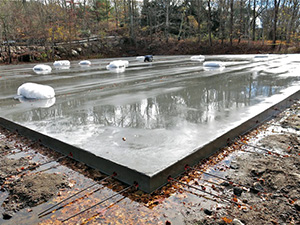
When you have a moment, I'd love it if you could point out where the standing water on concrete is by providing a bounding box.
[0,54,299,177]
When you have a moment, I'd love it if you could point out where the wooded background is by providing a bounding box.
[0,0,299,56]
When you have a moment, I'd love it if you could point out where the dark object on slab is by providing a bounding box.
[144,55,153,62]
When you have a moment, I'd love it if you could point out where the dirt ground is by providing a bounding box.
[184,105,300,225]
[0,137,69,220]
[0,102,300,224]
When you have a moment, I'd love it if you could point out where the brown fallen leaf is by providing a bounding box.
[222,217,233,223]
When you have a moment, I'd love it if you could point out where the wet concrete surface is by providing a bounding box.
[0,55,299,180]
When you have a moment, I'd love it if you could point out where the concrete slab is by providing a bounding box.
[0,54,299,192]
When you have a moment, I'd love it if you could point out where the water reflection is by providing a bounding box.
[54,66,70,70]
[107,67,126,73]
[12,71,295,129]
[203,66,225,72]
[17,97,56,109]
[33,70,52,75]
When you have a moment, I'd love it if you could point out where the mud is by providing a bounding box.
[0,138,68,220]
[184,126,300,224]
[2,173,68,219]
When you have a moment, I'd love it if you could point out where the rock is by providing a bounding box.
[232,218,245,225]
[271,193,282,199]
[56,46,66,53]
[251,182,264,193]
[54,55,61,60]
[230,161,239,169]
[91,44,99,53]
[165,220,171,225]
[71,49,78,56]
[10,46,16,53]
[251,168,265,176]
[215,219,226,224]
[233,187,243,196]
[287,46,297,53]
[203,209,213,215]
[77,47,82,52]
[220,181,231,187]
[2,211,13,220]
[290,173,300,180]
[280,213,289,221]
[37,46,45,52]
[82,43,88,48]
[280,187,290,194]
[294,200,300,211]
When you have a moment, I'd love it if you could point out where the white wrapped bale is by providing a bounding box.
[53,60,71,68]
[190,55,205,62]
[203,61,224,68]
[17,83,55,99]
[106,60,129,69]
[32,64,52,74]
[79,60,91,66]
[136,56,145,62]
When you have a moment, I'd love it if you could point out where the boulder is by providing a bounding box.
[294,200,300,211]
[232,218,245,225]
[71,49,79,56]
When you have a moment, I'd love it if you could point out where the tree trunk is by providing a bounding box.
[238,0,243,44]
[165,0,169,42]
[178,10,185,40]
[286,1,298,44]
[252,0,256,41]
[207,0,212,46]
[229,0,234,46]
[272,0,281,48]
[123,0,127,26]
[128,0,135,44]
[219,0,225,45]
[113,0,119,28]
[197,0,201,42]
[1,18,12,63]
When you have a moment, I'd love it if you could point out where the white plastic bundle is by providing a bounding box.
[53,60,71,68]
[136,56,145,62]
[79,60,92,66]
[203,61,224,68]
[190,55,205,62]
[17,82,55,99]
[32,64,52,74]
[106,60,129,69]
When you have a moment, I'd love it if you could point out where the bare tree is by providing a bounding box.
[229,0,234,46]
[272,0,281,47]
[0,0,16,63]
[206,0,213,46]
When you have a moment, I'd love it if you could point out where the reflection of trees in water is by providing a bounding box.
[14,73,296,129]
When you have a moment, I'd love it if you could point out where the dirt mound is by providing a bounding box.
[2,173,68,219]
[281,114,300,130]
[225,152,300,224]
[186,138,300,225]
[0,157,31,185]
[259,133,300,154]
